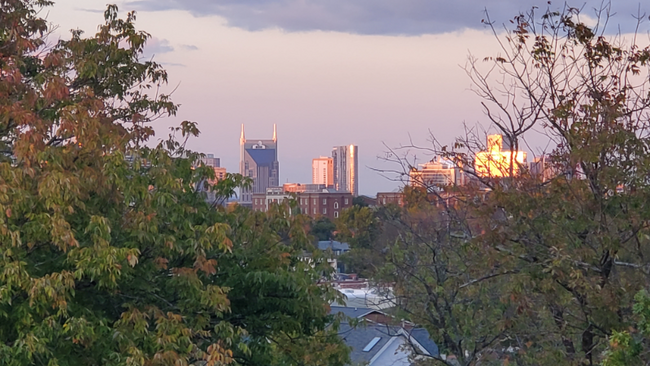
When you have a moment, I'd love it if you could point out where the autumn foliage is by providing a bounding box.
[0,1,348,365]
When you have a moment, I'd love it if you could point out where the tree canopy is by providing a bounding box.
[339,4,650,366]
[0,2,348,365]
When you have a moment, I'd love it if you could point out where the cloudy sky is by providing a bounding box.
[47,0,648,195]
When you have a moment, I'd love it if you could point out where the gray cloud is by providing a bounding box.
[75,8,105,14]
[141,38,174,60]
[160,62,186,67]
[124,0,649,35]
[180,44,199,51]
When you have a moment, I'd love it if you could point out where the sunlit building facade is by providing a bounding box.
[283,183,328,193]
[240,124,279,205]
[312,156,334,188]
[409,157,465,189]
[332,145,358,197]
[474,134,527,178]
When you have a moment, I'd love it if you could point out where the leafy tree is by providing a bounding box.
[335,205,384,277]
[208,203,349,366]
[360,4,650,366]
[310,217,336,242]
[602,290,650,365]
[0,2,348,365]
[351,196,369,208]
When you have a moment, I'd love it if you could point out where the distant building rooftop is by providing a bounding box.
[317,240,350,253]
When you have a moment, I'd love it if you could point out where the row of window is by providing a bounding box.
[255,198,346,210]
[253,203,339,218]
[310,207,339,217]
[299,198,349,206]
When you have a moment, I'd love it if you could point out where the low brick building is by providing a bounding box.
[252,187,353,220]
[297,191,353,219]
[376,192,404,206]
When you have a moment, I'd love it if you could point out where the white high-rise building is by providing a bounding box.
[312,157,333,188]
[332,145,358,197]
[409,157,465,190]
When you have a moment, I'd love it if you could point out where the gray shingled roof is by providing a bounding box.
[337,323,439,364]
[407,328,439,357]
[318,240,350,252]
[330,306,376,319]
[329,306,439,364]
[338,323,396,364]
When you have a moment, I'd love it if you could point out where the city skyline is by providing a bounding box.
[45,0,650,195]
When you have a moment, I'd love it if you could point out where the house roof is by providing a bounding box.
[318,240,350,252]
[330,307,439,365]
[338,322,395,365]
[330,306,376,319]
[407,328,440,357]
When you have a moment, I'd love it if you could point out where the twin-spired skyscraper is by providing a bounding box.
[239,124,279,205]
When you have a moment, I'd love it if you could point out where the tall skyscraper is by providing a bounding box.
[312,156,333,188]
[332,145,358,197]
[240,124,279,205]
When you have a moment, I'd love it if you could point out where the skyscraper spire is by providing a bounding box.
[272,124,277,142]
[240,124,245,143]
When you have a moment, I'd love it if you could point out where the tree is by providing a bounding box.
[365,3,650,366]
[210,203,349,366]
[310,217,336,242]
[602,290,650,365]
[335,205,384,277]
[0,2,348,365]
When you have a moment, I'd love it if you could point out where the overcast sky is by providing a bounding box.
[48,0,649,195]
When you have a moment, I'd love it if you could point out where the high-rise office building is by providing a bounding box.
[200,154,220,168]
[409,157,465,189]
[239,124,279,205]
[332,145,358,197]
[312,157,334,188]
[474,134,527,178]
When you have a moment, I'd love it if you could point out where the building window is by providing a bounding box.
[323,208,327,214]
[313,208,316,214]
[254,198,258,205]
[334,202,339,209]
[323,198,327,205]
[344,198,349,205]
[313,198,317,205]
[334,211,339,218]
